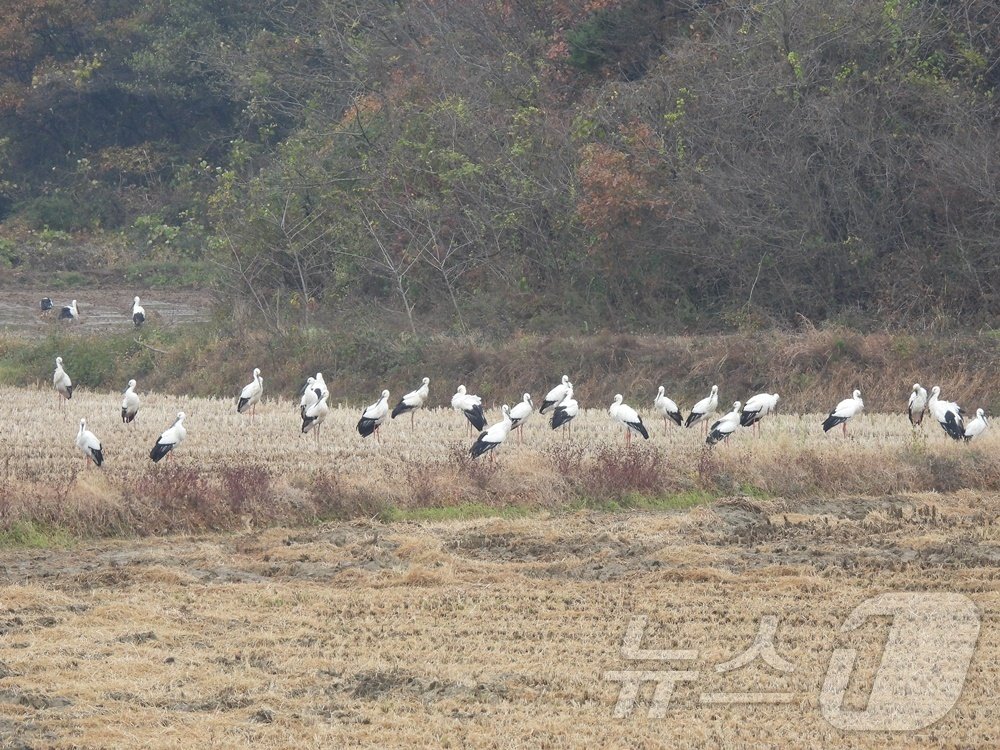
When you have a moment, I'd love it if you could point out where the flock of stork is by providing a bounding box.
[50,355,989,468]
[40,295,146,327]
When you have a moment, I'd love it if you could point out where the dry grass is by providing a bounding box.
[0,491,997,748]
[0,385,998,538]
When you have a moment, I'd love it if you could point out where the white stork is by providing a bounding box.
[150,412,186,462]
[540,375,571,414]
[131,296,146,327]
[301,388,330,442]
[707,401,743,446]
[822,389,864,436]
[40,297,53,315]
[908,383,928,426]
[963,409,988,442]
[76,418,104,467]
[53,357,73,404]
[685,385,719,433]
[300,377,319,418]
[509,393,533,443]
[451,385,487,434]
[392,377,429,428]
[121,379,140,424]
[740,393,779,436]
[237,368,263,421]
[58,299,80,323]
[609,394,649,447]
[470,404,512,461]
[928,386,965,440]
[358,389,390,441]
[654,386,683,430]
[550,385,578,434]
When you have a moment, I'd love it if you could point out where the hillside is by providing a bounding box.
[1,1,999,333]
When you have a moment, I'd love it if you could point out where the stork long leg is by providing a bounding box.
[842,421,847,438]
[410,411,415,430]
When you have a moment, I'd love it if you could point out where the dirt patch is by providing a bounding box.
[0,496,997,747]
[0,287,210,334]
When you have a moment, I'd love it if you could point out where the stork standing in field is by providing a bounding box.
[609,394,649,447]
[822,389,864,436]
[121,379,140,424]
[130,296,146,327]
[451,385,487,435]
[301,388,330,442]
[908,383,928,426]
[58,299,80,323]
[740,393,779,436]
[654,386,683,431]
[708,401,743,446]
[470,404,512,461]
[540,375,571,415]
[928,385,965,440]
[150,412,186,462]
[53,356,73,405]
[509,393,533,443]
[963,409,988,442]
[237,368,263,422]
[392,377,429,429]
[551,384,578,434]
[358,389,390,441]
[40,297,53,316]
[76,418,104,467]
[300,377,318,418]
[685,385,719,434]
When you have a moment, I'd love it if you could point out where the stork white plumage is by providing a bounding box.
[358,389,390,441]
[300,377,319,418]
[451,385,487,435]
[685,385,719,434]
[131,296,146,327]
[58,299,80,323]
[540,375,571,415]
[150,412,186,462]
[707,401,743,446]
[121,379,140,424]
[740,393,779,436]
[53,356,73,405]
[908,383,928,426]
[963,409,988,442]
[300,388,330,442]
[551,385,578,434]
[76,418,104,467]
[470,404,512,461]
[928,386,965,440]
[822,389,864,436]
[314,372,329,398]
[654,386,683,430]
[609,394,649,447]
[509,393,533,443]
[392,377,429,429]
[237,368,263,422]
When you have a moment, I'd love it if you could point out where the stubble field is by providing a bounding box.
[1,385,998,747]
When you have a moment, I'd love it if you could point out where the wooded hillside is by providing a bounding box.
[2,0,999,332]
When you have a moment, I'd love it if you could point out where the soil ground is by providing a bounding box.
[0,289,211,334]
[1,490,996,748]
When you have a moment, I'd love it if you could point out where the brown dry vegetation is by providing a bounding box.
[5,325,1000,419]
[0,492,998,747]
[1,385,998,746]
